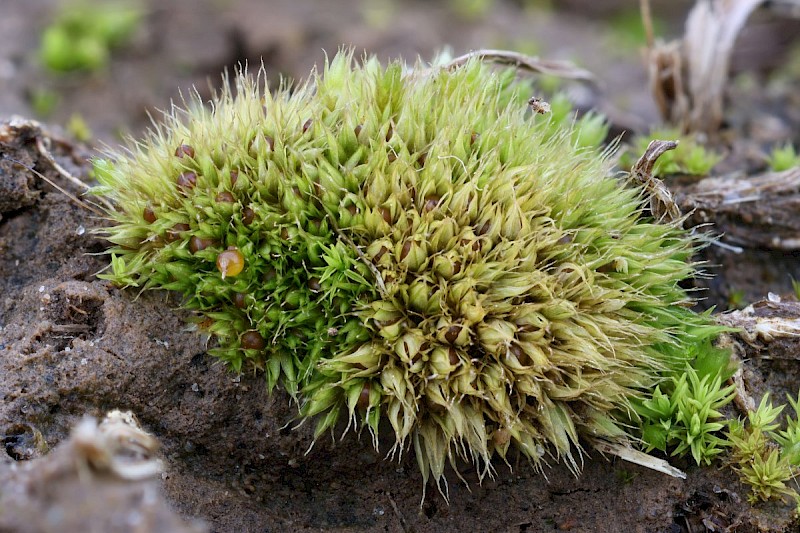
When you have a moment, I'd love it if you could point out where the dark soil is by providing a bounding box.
[2,1,800,532]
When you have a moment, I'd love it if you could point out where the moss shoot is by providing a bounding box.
[92,50,722,495]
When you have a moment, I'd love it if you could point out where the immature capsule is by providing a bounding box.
[217,247,244,279]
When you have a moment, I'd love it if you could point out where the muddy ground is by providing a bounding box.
[1,1,800,532]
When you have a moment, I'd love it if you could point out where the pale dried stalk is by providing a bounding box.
[645,0,767,134]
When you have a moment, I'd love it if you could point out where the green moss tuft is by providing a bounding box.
[93,50,722,495]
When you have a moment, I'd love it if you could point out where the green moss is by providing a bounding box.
[93,51,722,495]
[767,143,800,172]
[728,394,800,507]
[636,336,736,466]
[40,0,142,73]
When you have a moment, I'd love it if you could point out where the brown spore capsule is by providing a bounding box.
[217,247,245,279]
[354,124,363,137]
[379,206,392,224]
[470,132,480,146]
[302,119,313,133]
[448,347,459,366]
[423,195,440,213]
[189,236,216,254]
[263,267,277,282]
[143,206,157,223]
[232,292,247,309]
[387,152,397,163]
[373,245,389,263]
[385,124,393,142]
[307,277,321,292]
[215,191,235,203]
[400,240,412,261]
[265,135,275,151]
[229,170,239,186]
[242,207,255,225]
[357,382,371,409]
[166,223,190,242]
[175,144,195,159]
[444,324,462,344]
[241,330,266,350]
[176,172,197,191]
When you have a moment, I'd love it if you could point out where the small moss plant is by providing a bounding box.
[728,394,800,507]
[636,338,735,466]
[40,0,142,73]
[767,143,800,172]
[93,51,723,496]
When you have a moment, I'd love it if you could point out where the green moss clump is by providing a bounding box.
[40,0,142,73]
[93,51,721,494]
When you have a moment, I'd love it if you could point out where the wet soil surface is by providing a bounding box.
[2,1,800,532]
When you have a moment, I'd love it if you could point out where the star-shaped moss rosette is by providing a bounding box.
[93,50,721,495]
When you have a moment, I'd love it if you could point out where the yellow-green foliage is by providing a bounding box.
[93,51,721,495]
[767,143,800,172]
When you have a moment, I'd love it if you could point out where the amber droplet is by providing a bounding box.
[470,132,479,146]
[232,292,247,309]
[423,195,440,213]
[143,206,156,223]
[217,247,245,279]
[166,223,190,242]
[176,172,197,191]
[242,207,255,225]
[302,119,313,133]
[189,236,216,254]
[215,191,235,203]
[175,144,195,159]
[357,382,371,409]
[241,330,266,350]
